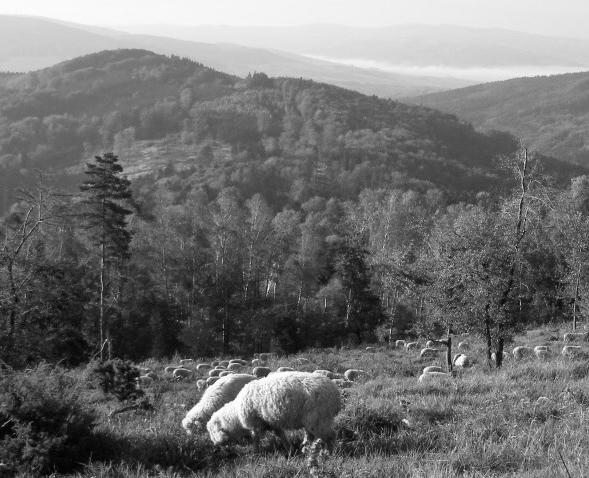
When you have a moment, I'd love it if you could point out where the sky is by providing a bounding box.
[1,0,589,39]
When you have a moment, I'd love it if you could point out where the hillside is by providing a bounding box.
[2,49,585,215]
[0,15,470,98]
[410,71,589,164]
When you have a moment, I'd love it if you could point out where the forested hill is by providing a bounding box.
[0,49,584,215]
[411,71,589,165]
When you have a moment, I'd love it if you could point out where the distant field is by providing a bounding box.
[18,325,581,477]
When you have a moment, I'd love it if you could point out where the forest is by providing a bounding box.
[1,50,589,368]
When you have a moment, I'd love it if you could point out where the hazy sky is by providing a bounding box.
[2,0,589,38]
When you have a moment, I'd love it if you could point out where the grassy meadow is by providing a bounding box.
[7,325,589,478]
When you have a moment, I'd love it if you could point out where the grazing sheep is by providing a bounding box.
[343,369,369,382]
[313,369,336,379]
[227,363,243,372]
[332,379,353,389]
[534,345,548,352]
[173,367,193,380]
[230,359,247,366]
[562,345,583,357]
[365,346,376,352]
[395,340,406,348]
[535,349,550,361]
[206,371,341,454]
[196,379,207,391]
[491,352,510,363]
[145,371,158,381]
[453,354,471,368]
[563,332,588,342]
[513,346,534,360]
[182,374,257,434]
[405,342,419,351]
[457,341,470,351]
[208,369,223,378]
[214,365,226,371]
[276,366,295,372]
[206,376,220,386]
[197,364,212,373]
[219,371,234,377]
[418,371,453,383]
[137,375,154,386]
[211,361,220,367]
[296,358,310,365]
[219,360,230,368]
[180,359,195,367]
[425,340,435,348]
[164,366,175,374]
[252,366,272,378]
[258,353,273,362]
[422,366,443,374]
[251,359,262,366]
[420,347,439,359]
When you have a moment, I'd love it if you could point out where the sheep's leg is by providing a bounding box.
[302,430,315,453]
[250,428,262,453]
[272,427,292,454]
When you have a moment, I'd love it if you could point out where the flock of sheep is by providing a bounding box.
[131,330,587,466]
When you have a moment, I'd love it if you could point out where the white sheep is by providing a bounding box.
[182,373,257,435]
[405,342,419,351]
[180,359,195,366]
[208,369,223,378]
[512,346,534,360]
[196,379,207,391]
[211,360,220,367]
[137,375,154,386]
[457,341,470,351]
[276,366,295,372]
[206,371,341,454]
[395,340,406,348]
[227,363,243,372]
[258,353,273,362]
[251,359,262,366]
[535,350,550,361]
[425,340,435,348]
[296,358,310,365]
[491,352,510,363]
[252,366,271,378]
[230,359,247,366]
[343,369,369,382]
[164,366,175,374]
[219,371,234,377]
[420,347,439,359]
[562,345,583,357]
[196,363,212,373]
[219,360,230,368]
[206,376,220,386]
[563,332,588,342]
[365,346,376,352]
[145,371,158,381]
[418,371,453,383]
[453,354,471,368]
[422,366,443,374]
[173,367,193,380]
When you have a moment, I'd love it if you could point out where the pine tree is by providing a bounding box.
[80,153,132,360]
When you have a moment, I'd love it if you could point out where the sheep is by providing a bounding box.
[535,349,550,361]
[251,359,262,366]
[219,360,230,368]
[258,353,273,362]
[209,369,223,378]
[230,359,247,366]
[164,366,175,374]
[211,361,220,367]
[491,352,510,363]
[534,345,548,352]
[182,373,257,435]
[137,375,154,386]
[196,363,212,373]
[219,371,234,377]
[512,346,534,360]
[422,366,443,374]
[206,371,341,455]
[227,363,243,372]
[563,332,588,342]
[252,366,271,378]
[173,367,193,380]
[420,347,439,359]
[418,371,453,383]
[296,358,310,365]
[206,376,220,386]
[365,346,376,353]
[562,345,583,357]
[214,365,226,371]
[276,366,295,372]
[180,359,195,367]
[196,379,207,391]
[145,371,158,381]
[313,369,336,379]
[457,341,470,352]
[453,354,471,368]
[405,342,419,351]
[343,369,369,382]
[425,340,435,348]
[395,340,406,348]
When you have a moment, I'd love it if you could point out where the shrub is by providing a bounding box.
[91,359,144,402]
[0,365,96,475]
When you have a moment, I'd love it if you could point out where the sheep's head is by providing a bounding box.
[207,415,232,445]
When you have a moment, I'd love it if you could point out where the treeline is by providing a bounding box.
[2,147,589,367]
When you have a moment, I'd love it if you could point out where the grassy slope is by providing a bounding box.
[410,71,589,165]
[52,325,589,478]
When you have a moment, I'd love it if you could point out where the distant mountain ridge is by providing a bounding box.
[0,15,470,98]
[410,70,589,164]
